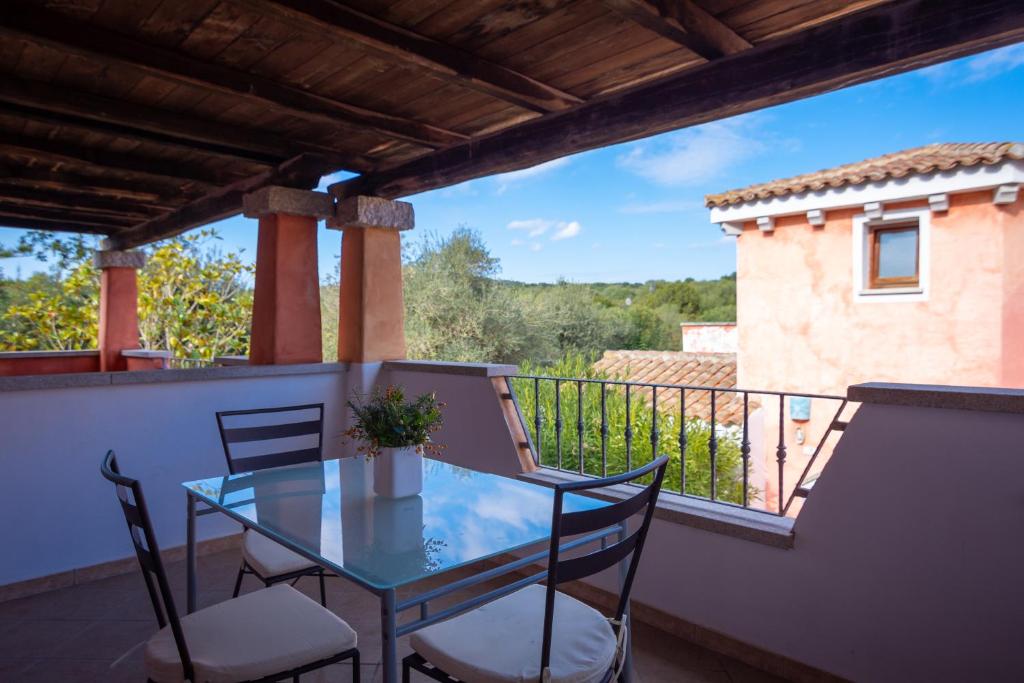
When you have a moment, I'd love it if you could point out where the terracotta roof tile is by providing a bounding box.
[705,142,1024,208]
[593,350,748,426]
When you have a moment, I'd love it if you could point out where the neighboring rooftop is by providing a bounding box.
[706,142,1024,208]
[593,350,745,425]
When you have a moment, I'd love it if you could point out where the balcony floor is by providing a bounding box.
[0,549,787,682]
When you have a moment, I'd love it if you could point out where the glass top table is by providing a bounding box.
[183,457,624,683]
[183,456,607,590]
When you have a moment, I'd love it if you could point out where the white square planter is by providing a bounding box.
[373,446,423,498]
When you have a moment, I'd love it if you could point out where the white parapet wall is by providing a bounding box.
[0,364,348,587]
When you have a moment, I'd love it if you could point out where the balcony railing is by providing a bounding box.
[507,374,848,516]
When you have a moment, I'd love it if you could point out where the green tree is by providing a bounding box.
[0,230,253,359]
[138,231,254,359]
[404,228,542,363]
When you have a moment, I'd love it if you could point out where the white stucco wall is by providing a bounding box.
[0,369,347,585]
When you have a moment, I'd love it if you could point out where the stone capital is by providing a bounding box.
[328,196,414,231]
[242,186,334,219]
[93,249,146,270]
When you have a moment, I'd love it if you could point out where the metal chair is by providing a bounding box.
[216,403,332,606]
[402,455,669,683]
[100,451,360,683]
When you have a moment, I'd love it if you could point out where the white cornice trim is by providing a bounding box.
[710,160,1024,226]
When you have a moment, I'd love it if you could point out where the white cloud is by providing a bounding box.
[493,158,570,194]
[507,218,553,237]
[617,117,766,187]
[508,218,582,241]
[965,44,1024,82]
[510,238,524,246]
[529,242,543,252]
[917,44,1024,87]
[619,199,703,214]
[550,221,581,241]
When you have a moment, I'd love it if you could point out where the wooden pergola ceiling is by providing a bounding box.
[0,0,1022,250]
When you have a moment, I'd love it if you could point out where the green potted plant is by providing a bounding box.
[344,385,445,498]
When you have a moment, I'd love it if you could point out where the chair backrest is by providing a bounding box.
[540,455,669,676]
[100,451,193,682]
[215,403,325,474]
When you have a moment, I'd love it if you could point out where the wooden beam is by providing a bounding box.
[0,79,371,169]
[238,0,584,113]
[603,0,751,60]
[110,154,337,249]
[0,1,466,148]
[0,185,167,218]
[0,205,136,229]
[0,163,199,204]
[0,215,111,235]
[0,132,233,187]
[333,0,1024,200]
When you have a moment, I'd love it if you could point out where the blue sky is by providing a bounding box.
[3,43,1024,284]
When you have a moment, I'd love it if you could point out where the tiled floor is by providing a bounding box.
[0,550,788,682]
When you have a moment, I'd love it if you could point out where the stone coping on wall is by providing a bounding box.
[848,382,1024,414]
[0,362,348,392]
[0,349,100,359]
[519,468,795,549]
[384,359,518,377]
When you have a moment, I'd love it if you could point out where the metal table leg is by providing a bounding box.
[618,521,633,683]
[382,587,398,683]
[186,491,197,614]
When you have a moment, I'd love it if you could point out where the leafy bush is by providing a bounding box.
[511,351,748,503]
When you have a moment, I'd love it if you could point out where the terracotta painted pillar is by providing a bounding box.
[328,196,414,362]
[242,186,334,365]
[94,249,146,372]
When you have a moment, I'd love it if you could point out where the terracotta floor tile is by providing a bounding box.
[0,549,789,682]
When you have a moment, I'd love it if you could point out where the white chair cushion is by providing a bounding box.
[410,584,616,683]
[145,584,356,683]
[242,529,318,577]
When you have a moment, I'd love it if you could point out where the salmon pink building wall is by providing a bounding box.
[733,189,1024,507]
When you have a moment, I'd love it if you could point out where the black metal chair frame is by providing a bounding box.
[101,450,360,683]
[216,403,333,606]
[402,455,669,683]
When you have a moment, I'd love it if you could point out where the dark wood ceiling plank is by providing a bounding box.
[0,214,112,235]
[601,0,751,60]
[0,77,373,169]
[332,0,1024,201]
[0,184,172,215]
[110,153,338,249]
[235,0,584,112]
[0,204,137,229]
[0,131,236,186]
[0,2,467,148]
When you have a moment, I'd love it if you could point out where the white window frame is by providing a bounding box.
[851,206,930,303]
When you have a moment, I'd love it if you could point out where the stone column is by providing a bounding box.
[328,196,414,362]
[243,186,333,365]
[94,249,146,372]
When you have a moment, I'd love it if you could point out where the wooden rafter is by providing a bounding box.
[0,215,113,235]
[237,0,584,113]
[602,0,752,60]
[0,132,236,187]
[331,0,1024,201]
[110,154,336,249]
[0,1,467,149]
[0,205,137,229]
[0,164,203,203]
[0,78,374,170]
[0,185,168,217]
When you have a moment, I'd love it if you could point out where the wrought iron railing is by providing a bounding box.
[506,374,850,516]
